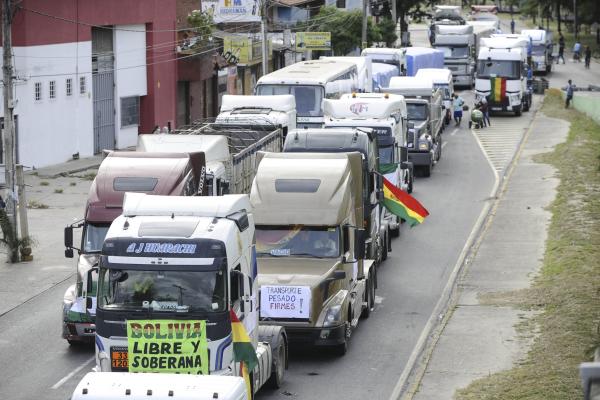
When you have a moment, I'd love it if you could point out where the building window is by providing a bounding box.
[80,76,86,94]
[336,0,346,8]
[66,78,73,96]
[34,82,42,101]
[121,96,140,127]
[49,80,56,99]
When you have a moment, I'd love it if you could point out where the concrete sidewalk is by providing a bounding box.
[0,158,97,316]
[410,110,570,398]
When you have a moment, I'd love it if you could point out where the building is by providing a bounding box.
[0,0,177,168]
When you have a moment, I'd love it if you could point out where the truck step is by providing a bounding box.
[351,317,360,328]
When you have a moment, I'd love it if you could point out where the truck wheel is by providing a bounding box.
[437,136,442,161]
[334,322,350,356]
[361,273,375,319]
[381,232,388,261]
[423,163,432,177]
[407,170,414,194]
[267,337,286,389]
[515,105,522,117]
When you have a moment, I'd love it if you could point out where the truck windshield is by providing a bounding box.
[477,60,521,79]
[256,84,323,117]
[379,145,394,164]
[532,45,546,55]
[256,225,340,258]
[97,267,226,312]
[407,103,428,120]
[83,223,111,253]
[437,46,470,58]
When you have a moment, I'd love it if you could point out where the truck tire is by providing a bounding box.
[437,136,442,162]
[423,163,432,177]
[390,218,400,238]
[515,105,522,117]
[361,273,375,319]
[381,231,388,261]
[334,321,350,356]
[267,334,287,389]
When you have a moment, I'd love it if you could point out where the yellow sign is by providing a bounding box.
[295,32,331,51]
[127,320,209,375]
[224,36,252,64]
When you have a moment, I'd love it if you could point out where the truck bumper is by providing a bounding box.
[62,321,96,342]
[408,151,432,167]
[283,323,346,346]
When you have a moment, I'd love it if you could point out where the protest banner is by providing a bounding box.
[126,320,209,374]
[260,285,311,319]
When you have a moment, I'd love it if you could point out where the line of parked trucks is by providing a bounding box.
[62,6,555,396]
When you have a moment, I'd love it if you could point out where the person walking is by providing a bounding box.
[558,33,565,64]
[585,46,592,69]
[480,96,491,127]
[573,40,582,62]
[452,93,465,126]
[565,79,574,108]
[510,19,515,34]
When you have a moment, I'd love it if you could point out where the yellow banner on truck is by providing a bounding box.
[127,320,209,375]
[295,32,331,51]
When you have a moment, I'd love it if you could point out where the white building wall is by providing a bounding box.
[0,42,94,169]
[113,24,147,149]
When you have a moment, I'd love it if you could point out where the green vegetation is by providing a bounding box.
[69,182,77,187]
[0,208,34,263]
[456,89,600,399]
[54,188,63,194]
[39,181,49,186]
[27,200,49,210]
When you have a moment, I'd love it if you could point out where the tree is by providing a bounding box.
[187,10,214,44]
[305,6,384,55]
[376,18,398,47]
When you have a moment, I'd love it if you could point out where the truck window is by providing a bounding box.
[83,223,111,253]
[230,265,242,305]
[407,103,428,120]
[531,45,546,55]
[256,225,341,258]
[113,177,158,192]
[379,145,395,164]
[436,46,470,58]
[98,268,226,312]
[256,85,324,117]
[476,60,521,79]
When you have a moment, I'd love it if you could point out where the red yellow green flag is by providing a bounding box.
[230,309,258,398]
[382,177,429,227]
[490,76,506,102]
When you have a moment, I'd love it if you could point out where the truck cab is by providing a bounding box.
[415,68,455,125]
[476,36,532,115]
[431,25,475,88]
[521,29,553,74]
[322,92,413,240]
[94,193,287,395]
[386,76,444,177]
[62,152,206,345]
[283,128,384,265]
[361,48,407,78]
[216,94,297,138]
[250,152,374,355]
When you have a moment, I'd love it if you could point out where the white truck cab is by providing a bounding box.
[476,35,532,115]
[361,48,407,77]
[521,29,553,74]
[415,68,454,125]
[322,92,413,238]
[216,94,297,137]
[320,56,373,93]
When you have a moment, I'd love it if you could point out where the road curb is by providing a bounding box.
[389,100,543,400]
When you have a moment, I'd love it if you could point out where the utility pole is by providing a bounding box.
[2,0,19,259]
[361,0,367,50]
[261,0,268,76]
[573,0,578,39]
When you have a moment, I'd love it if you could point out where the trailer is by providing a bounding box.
[404,47,445,76]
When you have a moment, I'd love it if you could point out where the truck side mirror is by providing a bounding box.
[231,270,245,313]
[331,270,346,280]
[220,181,230,195]
[399,146,408,163]
[86,297,93,310]
[376,190,384,202]
[355,229,366,260]
[64,226,73,248]
[342,225,350,254]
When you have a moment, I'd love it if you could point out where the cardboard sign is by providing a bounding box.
[260,286,311,319]
[127,320,209,375]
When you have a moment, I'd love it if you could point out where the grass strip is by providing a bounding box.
[455,89,600,399]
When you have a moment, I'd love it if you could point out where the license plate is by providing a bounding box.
[111,347,129,371]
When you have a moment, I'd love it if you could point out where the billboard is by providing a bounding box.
[223,36,253,64]
[295,32,331,51]
[202,0,261,24]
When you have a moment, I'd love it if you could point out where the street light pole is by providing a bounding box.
[2,0,19,260]
[261,0,269,76]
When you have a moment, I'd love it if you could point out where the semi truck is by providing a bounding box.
[250,152,375,355]
[361,48,406,78]
[521,29,553,74]
[322,93,413,239]
[415,68,454,125]
[429,5,466,45]
[386,76,444,177]
[62,152,207,344]
[216,94,297,138]
[476,36,532,116]
[431,24,476,88]
[138,123,283,196]
[90,193,287,397]
[283,128,386,264]
[404,47,445,77]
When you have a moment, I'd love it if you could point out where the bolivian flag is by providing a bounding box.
[230,309,258,398]
[490,76,506,102]
[383,177,429,227]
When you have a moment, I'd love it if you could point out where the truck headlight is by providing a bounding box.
[318,290,347,327]
[418,141,430,151]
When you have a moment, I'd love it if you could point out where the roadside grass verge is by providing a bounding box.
[455,89,600,399]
